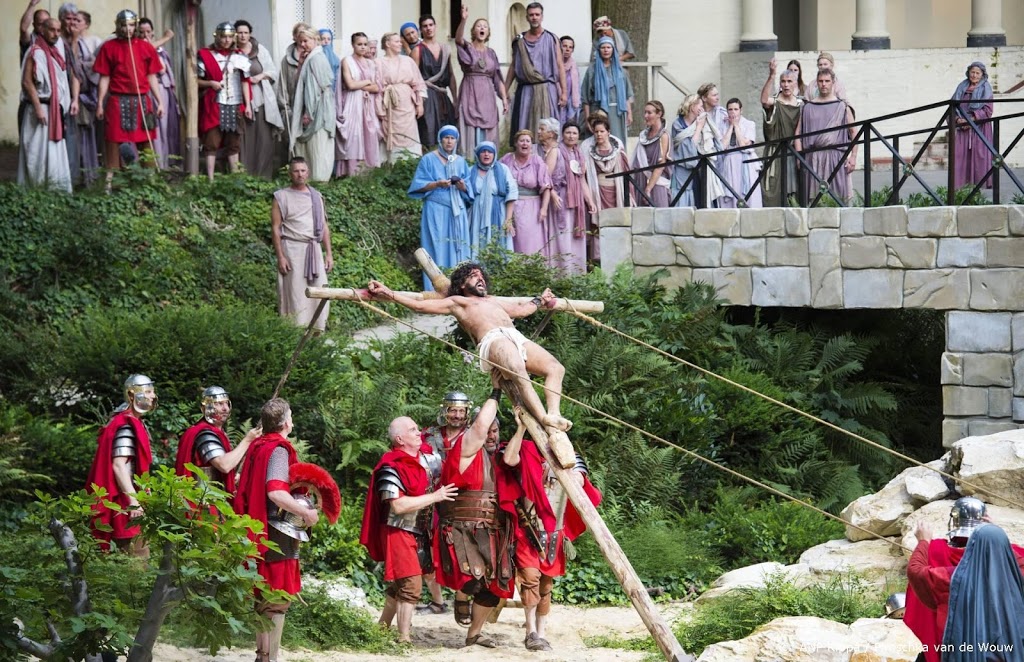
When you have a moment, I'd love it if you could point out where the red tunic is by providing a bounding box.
[85,412,152,549]
[508,439,601,577]
[360,449,430,581]
[174,420,236,493]
[433,438,520,597]
[93,38,161,143]
[234,433,300,594]
[905,538,1024,662]
[197,48,246,134]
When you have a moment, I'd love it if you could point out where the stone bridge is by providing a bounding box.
[599,205,1024,446]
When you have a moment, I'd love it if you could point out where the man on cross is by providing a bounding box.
[367,262,571,432]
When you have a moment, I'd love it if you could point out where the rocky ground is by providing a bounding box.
[152,602,681,661]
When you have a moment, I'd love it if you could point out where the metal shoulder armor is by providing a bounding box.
[194,430,227,464]
[573,453,590,476]
[375,465,405,501]
[111,424,137,458]
[420,451,442,486]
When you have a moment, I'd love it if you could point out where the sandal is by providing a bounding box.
[454,596,473,626]
[415,600,449,615]
[525,632,553,652]
[465,634,498,648]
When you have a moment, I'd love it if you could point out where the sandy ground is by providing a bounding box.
[151,602,687,661]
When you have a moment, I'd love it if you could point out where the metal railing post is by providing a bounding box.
[891,135,899,201]
[947,101,957,205]
[864,121,873,207]
[993,119,1001,203]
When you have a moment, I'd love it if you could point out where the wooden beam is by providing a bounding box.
[305,287,605,314]
[414,248,452,293]
[183,2,199,175]
[513,405,693,662]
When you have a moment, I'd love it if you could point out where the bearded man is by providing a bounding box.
[368,262,570,435]
[361,416,455,642]
[86,374,157,555]
[174,386,261,496]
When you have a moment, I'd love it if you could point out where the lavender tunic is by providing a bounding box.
[799,100,852,205]
[154,47,181,170]
[500,152,552,256]
[953,90,994,191]
[335,55,382,176]
[456,42,502,157]
[509,30,560,146]
[545,145,586,274]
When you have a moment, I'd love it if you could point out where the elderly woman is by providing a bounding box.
[454,5,507,158]
[409,125,474,289]
[378,31,426,162]
[951,61,995,191]
[235,20,283,179]
[500,130,552,257]
[671,94,727,208]
[289,27,336,181]
[718,98,762,208]
[335,32,382,177]
[551,121,595,273]
[581,36,633,145]
[631,100,671,208]
[583,117,631,261]
[468,141,517,257]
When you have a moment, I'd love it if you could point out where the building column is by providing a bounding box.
[967,0,1006,47]
[739,0,778,52]
[851,0,890,50]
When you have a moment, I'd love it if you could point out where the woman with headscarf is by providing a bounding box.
[454,5,507,158]
[670,94,727,208]
[500,129,552,257]
[335,32,381,177]
[582,117,631,262]
[631,100,672,208]
[319,28,341,89]
[400,22,420,56]
[951,61,995,191]
[580,36,633,145]
[236,20,283,179]
[377,31,426,162]
[409,125,474,289]
[468,141,517,257]
[290,27,336,181]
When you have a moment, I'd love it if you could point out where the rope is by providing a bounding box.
[349,297,914,554]
[561,303,1024,514]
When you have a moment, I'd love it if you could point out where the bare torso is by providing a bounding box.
[448,295,518,343]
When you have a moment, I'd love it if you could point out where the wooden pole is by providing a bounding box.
[514,406,693,662]
[414,248,451,293]
[305,287,605,314]
[183,2,200,175]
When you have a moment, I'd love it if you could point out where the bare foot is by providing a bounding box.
[542,414,572,431]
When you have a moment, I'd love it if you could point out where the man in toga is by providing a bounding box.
[271,156,334,331]
[505,2,565,147]
[794,68,856,205]
[760,58,802,207]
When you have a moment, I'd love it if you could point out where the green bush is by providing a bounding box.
[282,584,402,654]
[0,401,91,497]
[675,573,884,656]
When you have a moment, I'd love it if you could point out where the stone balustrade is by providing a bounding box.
[599,205,1024,446]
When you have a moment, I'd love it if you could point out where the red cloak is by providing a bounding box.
[509,438,602,576]
[233,432,297,555]
[360,448,430,581]
[905,538,1024,662]
[85,412,152,548]
[174,420,236,493]
[197,47,245,134]
[433,437,521,597]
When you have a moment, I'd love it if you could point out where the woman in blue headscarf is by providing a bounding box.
[951,61,995,191]
[468,141,517,258]
[409,125,474,289]
[580,36,633,144]
[319,28,341,88]
[942,525,1024,662]
[400,22,420,56]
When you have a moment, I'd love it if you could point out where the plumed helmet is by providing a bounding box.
[267,463,342,541]
[123,374,157,415]
[214,21,236,37]
[437,391,472,426]
[201,385,231,425]
[884,592,906,619]
[948,496,987,544]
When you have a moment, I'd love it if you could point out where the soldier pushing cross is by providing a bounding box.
[367,262,572,434]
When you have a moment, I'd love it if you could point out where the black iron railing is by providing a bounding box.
[610,98,1024,208]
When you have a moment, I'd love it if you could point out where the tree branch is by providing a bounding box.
[127,542,182,662]
[48,518,92,617]
[15,634,54,658]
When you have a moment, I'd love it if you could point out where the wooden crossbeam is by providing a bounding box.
[305,287,605,314]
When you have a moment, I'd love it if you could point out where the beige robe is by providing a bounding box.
[275,187,329,331]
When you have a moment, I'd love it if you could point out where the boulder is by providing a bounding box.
[952,430,1024,507]
[840,457,951,542]
[696,616,921,662]
[798,538,907,587]
[899,498,1024,557]
[696,562,812,603]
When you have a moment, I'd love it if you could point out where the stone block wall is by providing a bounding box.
[600,205,1024,446]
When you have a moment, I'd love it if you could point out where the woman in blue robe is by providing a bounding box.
[409,125,474,289]
[468,141,517,258]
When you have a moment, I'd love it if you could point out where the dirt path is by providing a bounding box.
[152,602,685,661]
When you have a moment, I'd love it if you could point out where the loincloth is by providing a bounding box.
[476,326,530,373]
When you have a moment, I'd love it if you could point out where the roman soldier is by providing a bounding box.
[421,390,472,458]
[197,21,251,180]
[174,385,260,495]
[85,374,157,554]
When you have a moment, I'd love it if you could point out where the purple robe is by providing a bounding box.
[335,55,382,177]
[630,128,672,208]
[500,152,552,256]
[456,42,502,157]
[154,47,181,169]
[509,30,560,146]
[542,144,585,274]
[799,100,851,204]
[558,58,581,127]
[953,90,994,191]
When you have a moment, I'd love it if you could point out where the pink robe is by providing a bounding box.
[377,54,426,159]
[335,55,382,176]
[500,153,552,256]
